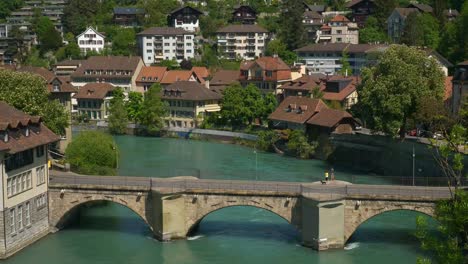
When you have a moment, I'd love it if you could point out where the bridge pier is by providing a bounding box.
[150,191,189,241]
[301,197,346,250]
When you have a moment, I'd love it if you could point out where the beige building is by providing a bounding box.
[74,83,115,121]
[71,56,144,93]
[216,24,270,60]
[0,101,59,258]
[162,81,221,128]
[316,15,359,44]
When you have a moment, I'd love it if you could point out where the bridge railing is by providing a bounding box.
[345,185,452,199]
[151,178,302,194]
[49,175,151,188]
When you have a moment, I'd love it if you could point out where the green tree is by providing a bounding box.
[339,49,352,76]
[437,1,468,64]
[311,86,324,99]
[261,93,277,123]
[279,0,305,50]
[0,70,68,135]
[139,0,179,27]
[359,16,388,44]
[374,0,399,30]
[0,0,23,20]
[65,131,118,175]
[63,0,97,35]
[287,130,315,159]
[357,45,445,138]
[40,26,62,53]
[265,39,298,65]
[108,88,128,135]
[138,83,168,134]
[126,91,143,121]
[257,130,280,152]
[111,28,136,56]
[220,83,247,129]
[402,13,440,49]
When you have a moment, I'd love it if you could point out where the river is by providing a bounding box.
[5,137,432,264]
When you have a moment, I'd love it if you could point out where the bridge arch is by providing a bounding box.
[344,200,435,242]
[48,189,152,232]
[185,195,301,236]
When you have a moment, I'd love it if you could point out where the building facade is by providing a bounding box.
[346,0,376,28]
[71,56,144,92]
[451,61,468,115]
[0,101,59,258]
[168,6,203,32]
[295,43,388,75]
[387,8,418,43]
[316,15,359,44]
[74,83,115,121]
[162,81,221,128]
[217,25,270,60]
[239,56,292,95]
[77,27,105,55]
[231,5,257,24]
[113,7,145,27]
[137,27,195,64]
[303,11,324,43]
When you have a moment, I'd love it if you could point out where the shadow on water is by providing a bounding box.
[348,227,420,245]
[195,220,300,243]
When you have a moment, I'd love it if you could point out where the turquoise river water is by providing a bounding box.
[5,137,433,264]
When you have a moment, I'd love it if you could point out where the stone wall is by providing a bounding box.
[1,193,50,259]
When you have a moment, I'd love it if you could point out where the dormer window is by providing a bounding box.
[53,84,60,92]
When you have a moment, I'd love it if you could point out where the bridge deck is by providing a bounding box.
[49,173,453,201]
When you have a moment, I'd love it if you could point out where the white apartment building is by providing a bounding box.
[77,27,105,54]
[316,15,359,44]
[0,101,59,258]
[137,27,195,65]
[296,43,388,75]
[216,24,270,60]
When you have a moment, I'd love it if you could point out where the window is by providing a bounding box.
[25,202,30,226]
[7,171,33,197]
[186,36,192,40]
[37,145,45,157]
[36,194,47,208]
[10,209,15,234]
[186,50,192,53]
[146,43,152,46]
[146,49,153,53]
[36,166,45,186]
[5,149,34,171]
[25,127,29,137]
[266,71,272,77]
[18,206,23,230]
[53,84,60,92]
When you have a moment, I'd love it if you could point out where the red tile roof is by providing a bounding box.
[17,66,55,83]
[307,108,352,128]
[320,76,359,102]
[136,66,167,83]
[160,70,196,85]
[268,96,327,124]
[280,74,325,91]
[162,81,221,101]
[0,101,59,153]
[191,66,209,79]
[268,97,356,128]
[330,15,350,22]
[73,83,114,99]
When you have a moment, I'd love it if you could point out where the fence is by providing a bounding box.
[350,175,468,187]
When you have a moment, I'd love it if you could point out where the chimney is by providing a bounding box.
[205,79,210,89]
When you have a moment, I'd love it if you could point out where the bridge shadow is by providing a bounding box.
[346,210,436,247]
[188,206,301,244]
[59,202,152,236]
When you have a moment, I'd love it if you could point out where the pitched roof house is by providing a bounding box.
[73,83,115,121]
[71,56,144,92]
[162,81,222,128]
[135,66,168,92]
[231,5,257,24]
[387,8,419,43]
[268,96,357,135]
[346,0,376,27]
[239,56,292,95]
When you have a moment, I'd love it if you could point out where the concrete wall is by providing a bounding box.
[329,133,468,177]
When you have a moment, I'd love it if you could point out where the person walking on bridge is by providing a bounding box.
[325,170,329,182]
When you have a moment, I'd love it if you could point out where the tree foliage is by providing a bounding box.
[257,130,280,152]
[65,131,118,175]
[279,0,305,50]
[108,88,128,135]
[138,83,168,134]
[111,28,136,56]
[402,13,440,49]
[359,16,388,44]
[357,45,445,138]
[265,39,298,65]
[0,70,68,135]
[339,49,352,76]
[126,91,143,121]
[438,1,468,64]
[219,83,276,130]
[287,130,316,159]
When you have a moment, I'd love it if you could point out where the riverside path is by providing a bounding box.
[48,173,452,251]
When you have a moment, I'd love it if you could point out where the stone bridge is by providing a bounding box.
[48,174,451,251]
